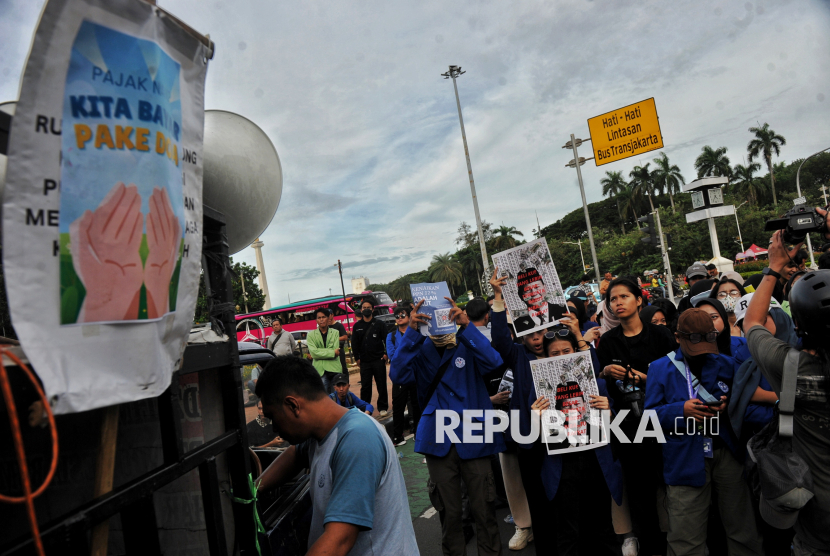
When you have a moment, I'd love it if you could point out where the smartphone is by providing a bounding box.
[701,399,724,407]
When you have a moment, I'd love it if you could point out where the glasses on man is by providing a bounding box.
[395,313,407,319]
[716,290,741,299]
[677,330,718,343]
[544,328,571,339]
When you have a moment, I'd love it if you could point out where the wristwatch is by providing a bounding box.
[762,267,783,280]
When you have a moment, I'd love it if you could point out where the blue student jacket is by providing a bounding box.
[730,336,750,365]
[390,325,506,459]
[386,329,406,376]
[644,349,740,487]
[490,310,623,504]
[329,391,374,414]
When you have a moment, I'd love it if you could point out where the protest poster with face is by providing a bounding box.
[530,351,608,455]
[2,0,209,414]
[492,238,568,337]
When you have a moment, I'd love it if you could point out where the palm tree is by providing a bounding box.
[732,162,764,206]
[748,123,786,206]
[600,170,628,233]
[428,253,463,295]
[651,153,685,214]
[629,163,657,214]
[694,146,732,179]
[616,186,640,228]
[492,226,524,250]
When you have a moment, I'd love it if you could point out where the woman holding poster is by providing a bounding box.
[489,270,623,555]
[491,238,568,337]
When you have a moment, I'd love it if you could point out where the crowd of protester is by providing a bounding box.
[249,214,830,556]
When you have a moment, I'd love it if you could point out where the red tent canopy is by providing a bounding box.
[746,244,768,255]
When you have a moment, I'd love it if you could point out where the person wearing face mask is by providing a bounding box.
[351,298,390,416]
[708,278,747,336]
[390,296,505,556]
[645,309,762,556]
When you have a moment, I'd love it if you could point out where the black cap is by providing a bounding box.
[332,373,349,386]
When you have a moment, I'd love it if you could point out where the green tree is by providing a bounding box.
[629,163,657,213]
[748,123,786,206]
[428,253,463,295]
[732,162,764,206]
[651,152,685,214]
[195,258,264,323]
[492,225,525,250]
[600,170,629,233]
[694,146,732,179]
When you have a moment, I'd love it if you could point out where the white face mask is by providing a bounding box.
[721,296,737,313]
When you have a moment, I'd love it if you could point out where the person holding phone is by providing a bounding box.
[644,308,761,556]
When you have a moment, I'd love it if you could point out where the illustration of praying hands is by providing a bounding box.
[144,187,182,319]
[70,182,145,322]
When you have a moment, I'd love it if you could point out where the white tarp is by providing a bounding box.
[3,0,209,413]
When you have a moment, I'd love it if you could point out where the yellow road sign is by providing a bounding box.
[587,98,663,166]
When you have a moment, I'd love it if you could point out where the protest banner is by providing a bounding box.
[530,352,608,455]
[410,282,456,336]
[2,0,210,413]
[492,238,568,337]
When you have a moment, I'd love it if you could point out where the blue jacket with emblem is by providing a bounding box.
[644,349,740,487]
[390,325,506,459]
[490,309,623,504]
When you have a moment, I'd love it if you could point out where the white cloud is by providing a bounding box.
[2,0,829,305]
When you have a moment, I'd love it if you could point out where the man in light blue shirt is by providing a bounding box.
[256,356,418,556]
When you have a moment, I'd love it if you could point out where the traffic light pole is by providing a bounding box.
[654,210,675,305]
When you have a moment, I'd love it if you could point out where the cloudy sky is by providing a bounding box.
[3,0,829,306]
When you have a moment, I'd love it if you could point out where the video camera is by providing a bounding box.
[764,205,826,244]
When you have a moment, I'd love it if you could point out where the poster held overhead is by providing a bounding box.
[492,238,568,337]
[530,352,608,455]
[2,0,209,414]
[410,282,456,336]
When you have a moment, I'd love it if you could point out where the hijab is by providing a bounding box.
[638,305,666,328]
[597,300,620,336]
[694,298,732,356]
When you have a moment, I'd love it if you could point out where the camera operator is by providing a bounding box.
[744,227,830,556]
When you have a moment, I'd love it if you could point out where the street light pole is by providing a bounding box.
[334,260,352,332]
[442,65,489,279]
[734,200,747,253]
[795,146,830,267]
[564,135,601,283]
[821,185,829,206]
[564,240,586,271]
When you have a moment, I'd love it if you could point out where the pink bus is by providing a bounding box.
[235,291,396,346]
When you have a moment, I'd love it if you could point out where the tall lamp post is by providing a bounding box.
[795,145,830,268]
[821,184,829,206]
[563,135,601,283]
[734,200,748,253]
[564,239,586,272]
[442,65,490,283]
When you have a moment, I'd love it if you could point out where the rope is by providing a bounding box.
[0,347,59,556]
[227,473,266,556]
